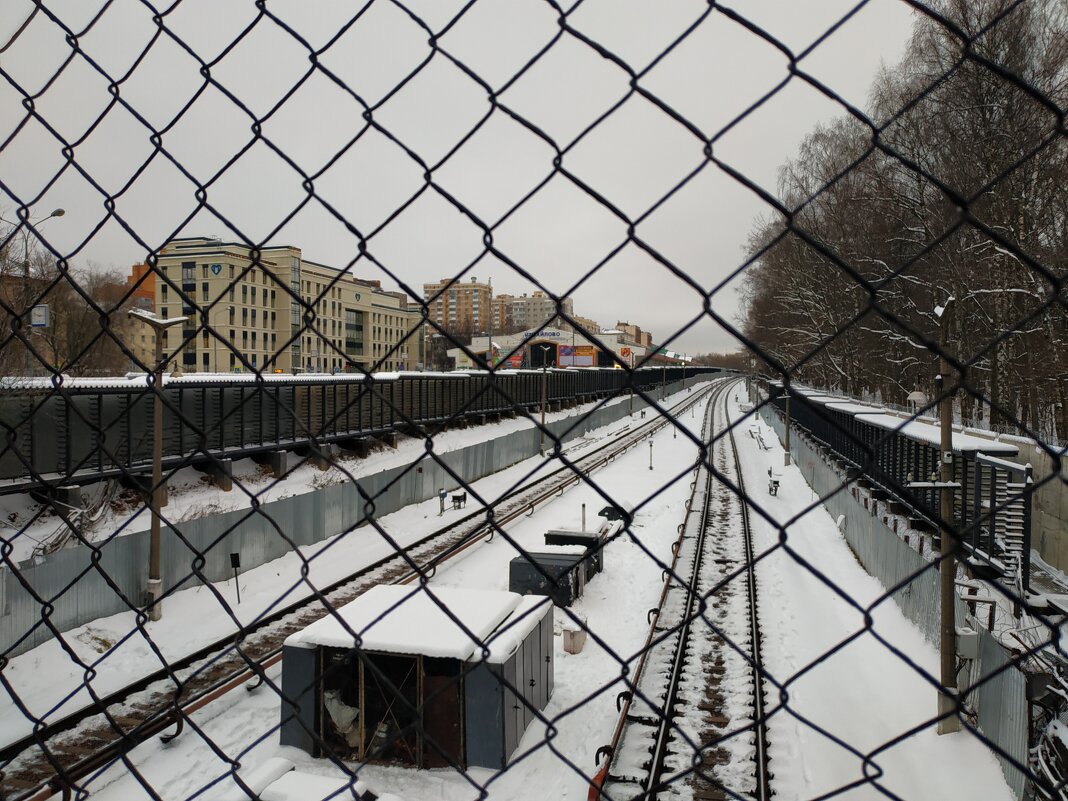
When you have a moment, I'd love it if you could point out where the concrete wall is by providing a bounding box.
[1011,438,1068,573]
[1,379,703,658]
[762,407,1028,799]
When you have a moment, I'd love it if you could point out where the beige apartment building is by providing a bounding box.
[616,321,653,349]
[504,291,574,331]
[423,276,492,334]
[130,238,423,374]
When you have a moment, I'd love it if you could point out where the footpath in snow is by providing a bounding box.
[731,391,1014,801]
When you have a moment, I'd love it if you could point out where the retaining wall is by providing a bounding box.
[1,379,702,657]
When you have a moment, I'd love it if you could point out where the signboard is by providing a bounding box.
[506,351,523,368]
[558,345,575,367]
[210,263,222,276]
[574,345,595,367]
[30,305,49,328]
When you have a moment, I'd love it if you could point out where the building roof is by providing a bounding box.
[284,585,538,660]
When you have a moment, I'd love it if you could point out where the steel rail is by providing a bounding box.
[587,379,726,800]
[727,387,772,801]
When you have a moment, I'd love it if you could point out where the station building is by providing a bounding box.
[129,238,424,374]
[449,326,646,369]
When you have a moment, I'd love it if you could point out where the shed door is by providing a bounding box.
[422,657,463,768]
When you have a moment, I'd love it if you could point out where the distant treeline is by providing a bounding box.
[741,0,1067,442]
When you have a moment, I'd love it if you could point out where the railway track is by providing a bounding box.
[589,379,770,801]
[0,381,720,801]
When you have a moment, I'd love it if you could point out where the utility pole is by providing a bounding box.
[129,309,187,621]
[936,298,961,734]
[540,361,548,456]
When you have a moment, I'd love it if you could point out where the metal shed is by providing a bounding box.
[509,549,594,607]
[279,585,553,770]
[544,528,606,575]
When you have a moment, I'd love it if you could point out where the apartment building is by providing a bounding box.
[505,291,574,331]
[423,276,492,334]
[564,313,601,335]
[131,238,423,374]
[616,321,653,349]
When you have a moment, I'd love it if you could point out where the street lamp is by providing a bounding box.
[538,343,552,456]
[1,208,65,375]
[934,297,960,735]
[128,308,187,621]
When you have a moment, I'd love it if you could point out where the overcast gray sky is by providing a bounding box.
[0,0,916,354]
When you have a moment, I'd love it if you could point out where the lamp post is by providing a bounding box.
[128,308,187,621]
[1,208,64,375]
[538,344,551,456]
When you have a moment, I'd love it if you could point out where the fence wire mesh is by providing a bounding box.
[0,1,1066,801]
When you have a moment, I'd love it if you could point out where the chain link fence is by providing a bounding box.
[0,1,1066,800]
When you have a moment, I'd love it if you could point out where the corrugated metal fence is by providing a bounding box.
[1,379,696,658]
[761,405,1028,799]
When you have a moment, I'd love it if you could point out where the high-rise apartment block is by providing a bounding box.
[130,238,423,374]
[422,276,492,334]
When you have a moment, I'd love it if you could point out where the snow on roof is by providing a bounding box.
[484,595,552,664]
[824,401,885,415]
[854,413,1019,455]
[284,585,523,659]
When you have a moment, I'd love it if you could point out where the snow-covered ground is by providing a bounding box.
[10,381,1017,801]
[732,391,1014,800]
[0,385,706,751]
[64,389,716,800]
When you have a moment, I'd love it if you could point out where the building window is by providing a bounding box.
[184,351,196,366]
[202,352,209,370]
[182,262,195,284]
[161,284,168,299]
[228,264,234,279]
[229,307,235,325]
[161,307,168,319]
[242,308,248,324]
[242,331,248,347]
[201,265,208,278]
[251,287,257,304]
[230,353,236,368]
[201,282,209,301]
[242,285,248,303]
[251,309,257,326]
[252,332,257,348]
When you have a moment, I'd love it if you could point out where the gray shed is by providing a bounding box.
[279,585,553,770]
[544,528,606,574]
[509,549,592,607]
